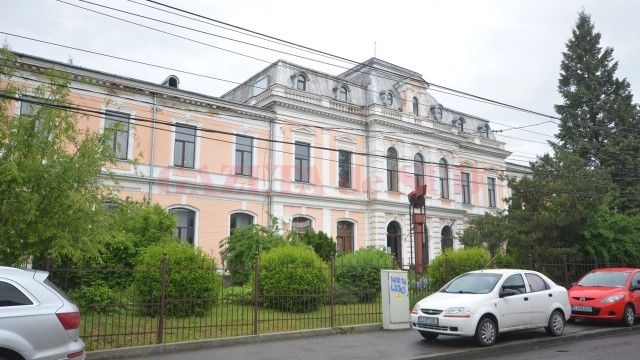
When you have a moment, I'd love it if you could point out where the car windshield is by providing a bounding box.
[576,271,630,288]
[441,273,502,294]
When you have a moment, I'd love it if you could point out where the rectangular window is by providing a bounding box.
[488,177,496,208]
[235,135,253,176]
[104,110,130,159]
[338,150,351,188]
[174,124,196,168]
[295,142,310,182]
[20,97,44,134]
[252,76,268,96]
[462,172,471,204]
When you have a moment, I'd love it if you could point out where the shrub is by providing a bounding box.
[133,241,221,317]
[224,285,253,306]
[68,281,123,314]
[427,247,491,290]
[298,229,337,263]
[334,246,395,303]
[257,244,329,312]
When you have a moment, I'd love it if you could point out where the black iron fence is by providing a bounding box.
[41,254,640,351]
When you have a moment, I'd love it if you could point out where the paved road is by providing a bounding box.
[107,321,638,360]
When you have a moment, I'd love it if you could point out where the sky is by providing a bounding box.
[3,0,640,166]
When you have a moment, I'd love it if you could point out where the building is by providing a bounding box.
[7,52,513,268]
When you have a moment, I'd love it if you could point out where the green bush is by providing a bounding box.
[428,247,491,290]
[68,281,123,314]
[133,241,221,317]
[257,244,329,312]
[298,229,337,262]
[334,246,395,303]
[224,285,253,306]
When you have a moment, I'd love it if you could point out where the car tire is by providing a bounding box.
[418,330,439,340]
[474,317,497,347]
[545,310,565,336]
[621,304,635,327]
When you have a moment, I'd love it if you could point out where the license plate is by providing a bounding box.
[572,305,593,312]
[418,316,438,325]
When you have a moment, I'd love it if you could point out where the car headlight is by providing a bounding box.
[600,295,624,304]
[411,303,420,315]
[444,307,471,317]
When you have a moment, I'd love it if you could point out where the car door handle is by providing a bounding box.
[524,297,529,301]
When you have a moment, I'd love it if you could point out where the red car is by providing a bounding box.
[568,268,640,326]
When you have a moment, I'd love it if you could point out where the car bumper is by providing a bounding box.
[410,314,476,337]
[570,302,625,321]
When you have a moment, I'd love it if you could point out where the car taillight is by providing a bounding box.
[67,350,85,359]
[56,312,81,330]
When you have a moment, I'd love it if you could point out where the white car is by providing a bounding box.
[0,267,86,359]
[411,269,571,346]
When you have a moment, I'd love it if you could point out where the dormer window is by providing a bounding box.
[454,116,465,132]
[338,86,348,102]
[161,75,180,89]
[430,105,443,121]
[386,91,394,107]
[412,96,419,116]
[479,124,490,138]
[296,74,307,91]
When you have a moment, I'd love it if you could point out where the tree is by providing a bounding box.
[0,46,118,265]
[458,210,511,256]
[554,11,640,213]
[298,229,337,262]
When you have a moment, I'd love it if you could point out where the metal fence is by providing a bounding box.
[41,254,640,351]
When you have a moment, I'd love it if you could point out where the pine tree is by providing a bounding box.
[554,11,640,213]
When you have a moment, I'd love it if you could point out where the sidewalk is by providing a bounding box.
[88,322,639,360]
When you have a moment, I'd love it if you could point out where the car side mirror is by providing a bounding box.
[499,289,518,298]
[569,282,576,287]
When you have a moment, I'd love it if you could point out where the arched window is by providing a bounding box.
[386,91,393,107]
[336,221,354,254]
[170,208,195,244]
[457,117,465,132]
[412,96,419,116]
[296,74,307,91]
[414,153,424,190]
[387,148,398,192]
[441,225,453,250]
[338,86,348,102]
[483,124,490,138]
[230,213,254,234]
[387,221,402,266]
[439,158,449,199]
[292,216,313,235]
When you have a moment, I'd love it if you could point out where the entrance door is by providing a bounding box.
[386,221,402,266]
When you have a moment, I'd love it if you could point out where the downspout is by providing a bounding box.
[267,117,274,227]
[148,93,157,202]
[365,120,371,247]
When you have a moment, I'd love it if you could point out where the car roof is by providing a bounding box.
[0,266,49,282]
[589,267,640,272]
[466,269,531,275]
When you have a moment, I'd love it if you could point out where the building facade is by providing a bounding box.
[8,53,513,267]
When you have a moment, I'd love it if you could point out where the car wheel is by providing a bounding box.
[418,330,439,340]
[621,304,635,327]
[474,317,497,347]
[545,310,565,336]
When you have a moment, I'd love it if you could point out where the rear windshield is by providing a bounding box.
[44,279,73,302]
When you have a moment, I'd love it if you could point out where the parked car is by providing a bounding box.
[0,266,86,360]
[568,267,640,326]
[410,269,571,346]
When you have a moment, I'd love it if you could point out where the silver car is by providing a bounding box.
[0,267,86,360]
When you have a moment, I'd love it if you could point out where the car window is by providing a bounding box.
[0,281,33,307]
[631,272,640,289]
[502,274,526,294]
[441,273,502,294]
[525,273,549,292]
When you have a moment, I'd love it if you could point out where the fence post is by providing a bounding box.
[444,255,449,284]
[528,255,533,270]
[329,257,335,329]
[253,254,260,336]
[157,252,167,345]
[45,252,52,272]
[562,255,569,287]
[593,257,598,270]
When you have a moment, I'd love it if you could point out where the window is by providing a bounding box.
[430,105,443,121]
[462,172,471,204]
[338,150,351,188]
[338,86,348,102]
[171,208,195,244]
[441,225,453,250]
[457,117,465,132]
[235,135,253,176]
[252,76,268,96]
[174,124,196,168]
[502,274,526,294]
[230,213,253,234]
[296,74,307,90]
[412,96,419,116]
[480,124,490,138]
[525,273,550,292]
[414,153,424,190]
[337,221,354,254]
[20,96,44,134]
[294,142,310,182]
[292,216,312,235]
[488,177,496,208]
[0,282,33,307]
[104,110,130,159]
[385,91,393,107]
[387,148,398,192]
[439,158,449,199]
[386,221,402,265]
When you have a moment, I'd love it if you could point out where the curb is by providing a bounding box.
[406,325,639,360]
[86,323,383,359]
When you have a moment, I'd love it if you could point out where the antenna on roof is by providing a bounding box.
[374,42,377,58]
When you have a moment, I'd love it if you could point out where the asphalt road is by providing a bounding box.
[115,321,638,360]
